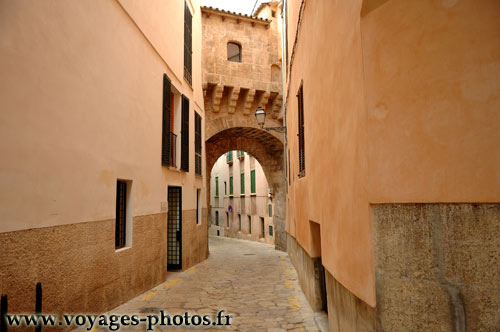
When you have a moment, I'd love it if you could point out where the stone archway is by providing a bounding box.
[206,127,286,251]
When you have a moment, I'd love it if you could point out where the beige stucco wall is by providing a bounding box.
[210,151,275,244]
[284,0,500,309]
[0,0,206,234]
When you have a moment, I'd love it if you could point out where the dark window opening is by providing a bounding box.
[238,214,241,231]
[248,216,252,234]
[269,225,273,236]
[227,42,241,62]
[226,212,229,227]
[215,210,219,226]
[260,217,265,238]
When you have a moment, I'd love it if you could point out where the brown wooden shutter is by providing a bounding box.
[195,112,202,176]
[297,85,305,177]
[184,2,192,85]
[162,74,172,166]
[181,95,190,171]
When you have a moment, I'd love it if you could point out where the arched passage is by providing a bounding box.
[206,127,286,251]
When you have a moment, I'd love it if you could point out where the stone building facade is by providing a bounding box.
[0,0,208,326]
[209,151,275,245]
[201,2,288,250]
[283,0,500,331]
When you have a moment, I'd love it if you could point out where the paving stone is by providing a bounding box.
[73,236,319,332]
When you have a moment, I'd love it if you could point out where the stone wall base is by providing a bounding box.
[372,203,500,331]
[287,234,375,331]
[0,211,208,331]
[287,234,323,311]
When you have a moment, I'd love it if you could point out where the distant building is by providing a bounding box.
[210,151,275,245]
[0,0,207,317]
[201,2,288,250]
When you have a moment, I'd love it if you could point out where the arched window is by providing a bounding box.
[227,42,241,62]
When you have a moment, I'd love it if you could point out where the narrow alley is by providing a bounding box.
[76,237,320,332]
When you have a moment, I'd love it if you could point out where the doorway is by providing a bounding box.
[167,186,182,270]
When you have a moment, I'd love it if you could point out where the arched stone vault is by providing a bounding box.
[206,127,287,251]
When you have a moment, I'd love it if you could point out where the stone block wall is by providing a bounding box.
[372,203,500,331]
[0,214,167,332]
[181,208,209,270]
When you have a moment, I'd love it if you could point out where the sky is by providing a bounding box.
[201,0,265,15]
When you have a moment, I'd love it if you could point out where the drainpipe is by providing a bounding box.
[280,0,287,187]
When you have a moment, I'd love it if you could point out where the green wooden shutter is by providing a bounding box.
[240,173,245,194]
[229,176,233,195]
[250,169,256,193]
[215,177,219,196]
[269,204,272,217]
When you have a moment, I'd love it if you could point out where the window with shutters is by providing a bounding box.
[115,180,132,250]
[227,42,241,62]
[268,204,272,217]
[297,84,305,177]
[195,112,202,176]
[184,2,192,85]
[181,95,189,172]
[226,151,233,164]
[229,176,233,196]
[215,177,219,197]
[250,169,256,194]
[162,74,176,167]
[240,172,245,195]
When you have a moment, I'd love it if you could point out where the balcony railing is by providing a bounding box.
[170,132,177,168]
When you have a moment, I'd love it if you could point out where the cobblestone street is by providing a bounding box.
[82,236,319,332]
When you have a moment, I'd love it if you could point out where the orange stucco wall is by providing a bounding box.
[285,0,374,306]
[363,0,500,203]
[285,0,500,308]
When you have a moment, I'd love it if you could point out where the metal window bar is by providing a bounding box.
[115,181,127,249]
[167,187,182,269]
